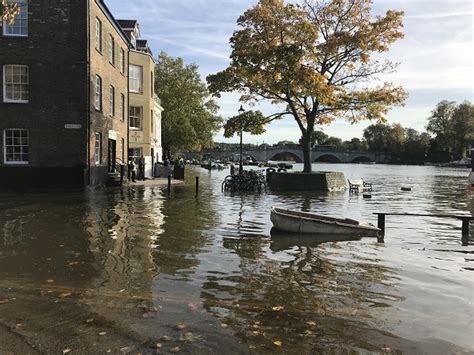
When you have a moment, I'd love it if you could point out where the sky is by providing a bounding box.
[106,0,473,144]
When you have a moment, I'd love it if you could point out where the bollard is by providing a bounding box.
[168,174,171,194]
[195,176,199,194]
[230,165,235,175]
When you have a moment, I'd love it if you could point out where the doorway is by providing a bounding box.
[108,139,116,172]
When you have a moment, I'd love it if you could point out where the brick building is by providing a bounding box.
[0,0,135,188]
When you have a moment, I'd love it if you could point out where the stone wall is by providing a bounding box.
[268,172,347,192]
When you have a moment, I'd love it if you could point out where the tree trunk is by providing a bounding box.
[301,131,312,173]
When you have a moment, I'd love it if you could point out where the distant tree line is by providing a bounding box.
[213,100,473,164]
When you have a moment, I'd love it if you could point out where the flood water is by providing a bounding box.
[0,164,473,354]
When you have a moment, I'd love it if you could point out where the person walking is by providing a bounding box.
[138,155,146,180]
[129,158,137,182]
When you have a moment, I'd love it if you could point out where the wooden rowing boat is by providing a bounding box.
[270,207,380,236]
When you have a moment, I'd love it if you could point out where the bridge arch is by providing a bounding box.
[314,154,342,163]
[268,151,303,163]
[351,155,375,163]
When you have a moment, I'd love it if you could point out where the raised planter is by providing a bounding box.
[268,171,346,192]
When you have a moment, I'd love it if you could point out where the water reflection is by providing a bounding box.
[0,164,472,353]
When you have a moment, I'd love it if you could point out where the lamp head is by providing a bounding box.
[238,105,245,114]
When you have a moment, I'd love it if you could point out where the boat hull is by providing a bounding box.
[270,207,380,237]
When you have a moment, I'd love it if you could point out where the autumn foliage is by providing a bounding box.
[1,1,19,24]
[207,0,407,172]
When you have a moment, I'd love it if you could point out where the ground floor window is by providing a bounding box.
[4,129,29,164]
[128,147,142,158]
[95,132,102,164]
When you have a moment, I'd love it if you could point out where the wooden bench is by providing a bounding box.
[348,179,373,193]
[373,212,473,245]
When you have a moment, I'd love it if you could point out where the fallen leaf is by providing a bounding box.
[187,303,197,311]
[63,348,72,354]
[68,262,80,266]
[0,299,9,305]
[106,350,111,353]
[251,331,260,336]
[176,324,187,330]
[119,347,129,352]
[98,331,107,336]
[118,289,126,293]
[170,347,180,353]
[273,340,283,347]
[85,319,94,323]
[150,342,162,349]
[306,321,317,326]
[272,306,284,311]
[220,323,228,328]
[249,345,257,350]
[179,332,202,343]
[382,345,392,353]
[252,324,260,329]
[161,335,172,342]
[59,292,72,298]
[46,279,54,283]
[15,324,23,330]
[46,258,52,261]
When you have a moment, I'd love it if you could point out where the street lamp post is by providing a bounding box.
[238,105,245,175]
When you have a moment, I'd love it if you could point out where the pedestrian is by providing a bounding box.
[138,155,146,180]
[129,158,137,182]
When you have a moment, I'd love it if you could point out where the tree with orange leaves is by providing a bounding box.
[207,0,407,173]
[1,1,19,25]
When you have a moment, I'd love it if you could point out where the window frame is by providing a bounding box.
[129,65,143,94]
[95,75,102,111]
[95,132,102,165]
[2,1,28,37]
[129,106,142,130]
[109,35,115,65]
[3,128,29,165]
[120,93,125,121]
[3,64,29,103]
[109,85,115,117]
[95,18,102,53]
[120,48,125,74]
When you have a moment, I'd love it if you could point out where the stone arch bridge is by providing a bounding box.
[184,146,391,164]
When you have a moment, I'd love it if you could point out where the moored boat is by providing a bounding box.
[270,207,380,237]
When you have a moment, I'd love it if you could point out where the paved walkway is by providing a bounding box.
[126,178,184,187]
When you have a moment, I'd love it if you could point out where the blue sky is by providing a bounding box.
[107,0,473,144]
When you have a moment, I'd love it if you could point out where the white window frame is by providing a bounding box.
[120,93,125,121]
[109,35,115,65]
[128,147,142,158]
[95,18,102,52]
[95,75,102,111]
[120,48,125,74]
[3,129,29,165]
[129,65,142,93]
[3,65,29,103]
[129,106,142,130]
[95,132,102,165]
[109,85,115,117]
[2,1,28,37]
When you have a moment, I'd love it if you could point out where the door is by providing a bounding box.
[108,139,116,173]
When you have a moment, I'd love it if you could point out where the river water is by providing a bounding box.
[0,164,472,354]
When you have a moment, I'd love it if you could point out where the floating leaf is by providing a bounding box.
[118,289,126,293]
[62,348,72,354]
[176,323,187,330]
[98,331,107,336]
[59,292,72,298]
[220,323,228,328]
[273,340,283,347]
[170,346,181,353]
[382,345,392,353]
[306,321,317,326]
[187,302,198,311]
[272,306,284,311]
[179,332,202,343]
[150,342,162,349]
[85,319,94,323]
[161,335,172,342]
[46,279,54,283]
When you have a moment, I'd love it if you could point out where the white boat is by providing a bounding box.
[270,207,380,237]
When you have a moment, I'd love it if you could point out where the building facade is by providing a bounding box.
[0,1,162,188]
[118,21,163,178]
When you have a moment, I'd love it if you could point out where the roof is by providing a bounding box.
[117,19,137,30]
[136,39,153,56]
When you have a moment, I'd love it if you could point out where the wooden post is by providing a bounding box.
[377,214,386,236]
[461,217,470,237]
[195,176,199,194]
[168,174,171,195]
